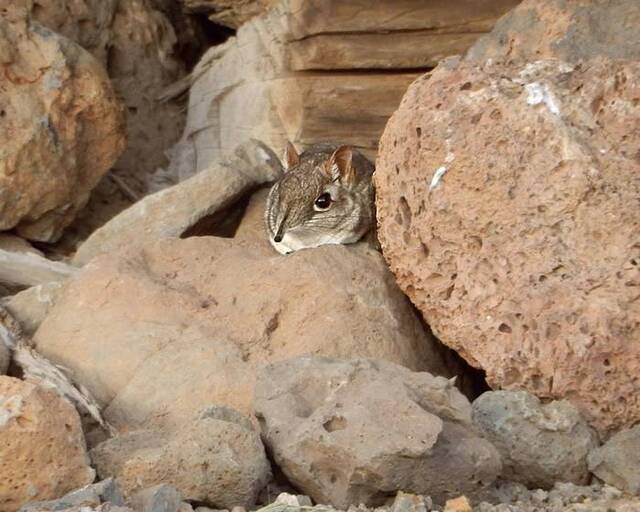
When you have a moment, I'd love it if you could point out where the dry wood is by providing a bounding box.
[0,248,76,287]
[0,304,111,433]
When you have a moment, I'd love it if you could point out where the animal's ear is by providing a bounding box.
[282,141,300,171]
[326,145,355,185]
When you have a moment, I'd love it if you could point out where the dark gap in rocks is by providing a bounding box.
[297,66,436,77]
[368,489,399,507]
[180,192,252,239]
[416,314,490,401]
[198,16,236,47]
[155,4,236,72]
[255,430,301,506]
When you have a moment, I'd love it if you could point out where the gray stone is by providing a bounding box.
[472,391,598,488]
[255,356,501,508]
[19,479,125,511]
[588,425,640,494]
[391,492,433,512]
[130,485,182,512]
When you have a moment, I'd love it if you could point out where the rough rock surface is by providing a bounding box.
[74,140,283,265]
[472,391,597,488]
[2,282,65,337]
[91,409,271,508]
[0,376,95,512]
[468,0,640,63]
[35,229,451,432]
[169,0,517,178]
[0,10,125,241]
[255,357,501,508]
[375,57,640,435]
[588,425,640,495]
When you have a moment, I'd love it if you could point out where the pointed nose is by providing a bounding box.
[274,234,283,243]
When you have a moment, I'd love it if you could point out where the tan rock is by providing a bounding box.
[73,140,283,265]
[91,409,271,508]
[0,12,125,242]
[467,0,640,63]
[0,234,42,256]
[34,232,453,431]
[374,57,640,435]
[3,282,65,337]
[29,0,191,184]
[0,376,94,512]
[444,496,472,512]
[169,0,517,179]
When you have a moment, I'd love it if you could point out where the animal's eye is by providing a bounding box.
[314,192,332,211]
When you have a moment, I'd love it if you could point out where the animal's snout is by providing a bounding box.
[274,234,283,243]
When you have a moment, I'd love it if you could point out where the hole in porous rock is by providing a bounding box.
[460,81,472,90]
[398,196,412,227]
[180,191,253,238]
[604,358,611,366]
[498,323,512,334]
[416,126,422,137]
[323,416,347,432]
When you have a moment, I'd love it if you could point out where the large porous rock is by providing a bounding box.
[255,357,502,508]
[0,10,125,242]
[588,425,640,495]
[375,56,640,436]
[34,232,451,431]
[169,0,517,178]
[91,408,271,508]
[467,0,640,63]
[472,391,598,489]
[0,376,95,512]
